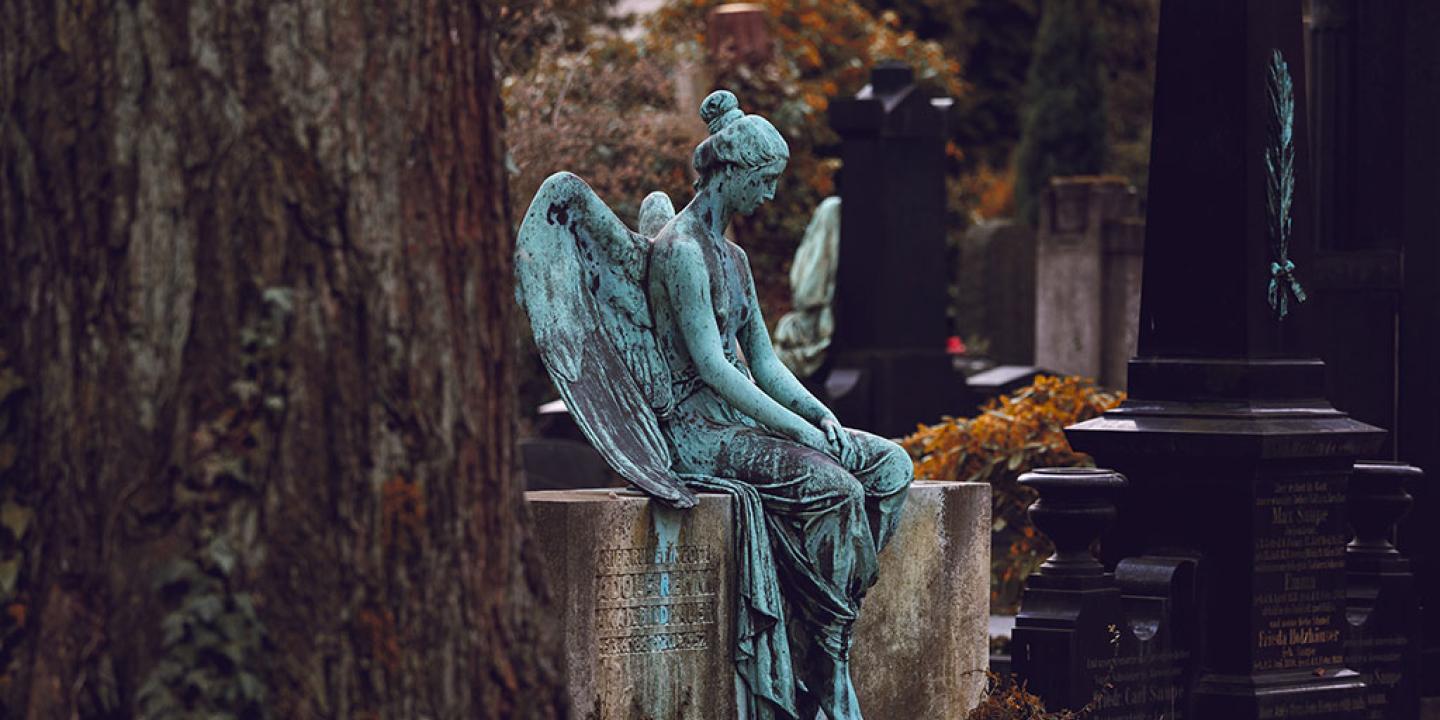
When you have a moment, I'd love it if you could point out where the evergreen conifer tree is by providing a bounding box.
[1014,0,1108,225]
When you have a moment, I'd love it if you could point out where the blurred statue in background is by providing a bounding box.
[515,90,912,719]
[773,196,842,378]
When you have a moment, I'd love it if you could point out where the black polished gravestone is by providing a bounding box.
[823,62,968,438]
[1304,2,1440,702]
[1012,469,1201,719]
[1064,1,1386,719]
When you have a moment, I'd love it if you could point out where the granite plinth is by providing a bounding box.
[527,480,989,719]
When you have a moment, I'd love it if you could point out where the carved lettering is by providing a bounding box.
[1251,474,1349,672]
[595,542,719,656]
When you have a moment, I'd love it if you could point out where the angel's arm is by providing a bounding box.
[660,241,828,448]
[735,249,835,425]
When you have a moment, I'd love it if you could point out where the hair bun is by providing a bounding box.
[700,90,743,134]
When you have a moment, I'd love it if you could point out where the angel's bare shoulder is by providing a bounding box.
[650,220,706,269]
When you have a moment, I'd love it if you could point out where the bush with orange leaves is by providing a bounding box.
[646,0,969,311]
[901,375,1123,613]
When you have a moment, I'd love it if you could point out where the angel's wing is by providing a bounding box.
[637,190,677,237]
[515,172,697,508]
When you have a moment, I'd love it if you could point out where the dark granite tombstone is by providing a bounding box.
[1012,469,1201,718]
[1064,1,1386,718]
[1394,5,1440,695]
[1012,468,1127,711]
[1305,1,1440,700]
[1107,555,1199,719]
[523,401,622,491]
[824,62,968,437]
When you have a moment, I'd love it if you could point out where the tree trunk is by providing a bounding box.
[0,1,565,717]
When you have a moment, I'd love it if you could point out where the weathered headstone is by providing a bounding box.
[1062,1,1387,718]
[529,481,990,719]
[520,437,618,491]
[1033,176,1143,390]
[707,3,772,66]
[954,219,1036,367]
[532,492,734,719]
[824,63,968,437]
[851,481,991,717]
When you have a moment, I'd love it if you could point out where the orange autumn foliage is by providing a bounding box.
[901,375,1124,611]
[647,0,968,311]
[967,164,1018,221]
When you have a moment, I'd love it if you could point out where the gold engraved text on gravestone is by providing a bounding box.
[595,543,719,657]
[1252,477,1347,672]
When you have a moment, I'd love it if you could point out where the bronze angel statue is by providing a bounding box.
[515,90,913,720]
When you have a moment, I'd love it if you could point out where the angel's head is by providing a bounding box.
[692,90,790,215]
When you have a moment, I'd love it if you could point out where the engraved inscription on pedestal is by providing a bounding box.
[595,543,719,658]
[1347,634,1407,719]
[1088,650,1190,720]
[1252,475,1348,674]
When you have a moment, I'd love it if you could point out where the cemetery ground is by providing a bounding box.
[3,0,1439,718]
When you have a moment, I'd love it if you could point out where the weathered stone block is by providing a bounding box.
[527,480,989,719]
[530,491,735,720]
[1034,176,1143,389]
[852,480,991,717]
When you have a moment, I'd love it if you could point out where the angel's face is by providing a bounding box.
[728,160,786,215]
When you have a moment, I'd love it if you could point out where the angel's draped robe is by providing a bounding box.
[649,235,912,720]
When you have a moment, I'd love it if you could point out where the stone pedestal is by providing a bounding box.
[1012,468,1128,711]
[527,481,990,719]
[1068,363,1384,719]
[532,492,735,719]
[1012,468,1202,718]
[852,480,991,717]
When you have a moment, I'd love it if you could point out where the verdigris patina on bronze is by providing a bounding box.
[515,90,913,719]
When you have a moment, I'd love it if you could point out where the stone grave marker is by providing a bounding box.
[1033,176,1143,390]
[824,62,968,437]
[954,218,1036,367]
[529,481,990,718]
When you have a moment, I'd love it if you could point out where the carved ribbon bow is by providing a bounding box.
[1265,49,1307,321]
[1268,259,1307,320]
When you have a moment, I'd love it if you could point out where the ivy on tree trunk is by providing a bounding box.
[0,1,566,717]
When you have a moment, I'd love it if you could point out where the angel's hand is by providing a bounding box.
[791,424,833,456]
[820,416,857,467]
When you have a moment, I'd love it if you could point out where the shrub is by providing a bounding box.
[645,0,968,310]
[901,375,1124,612]
[503,39,700,233]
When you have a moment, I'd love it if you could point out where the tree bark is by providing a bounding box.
[0,1,565,717]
